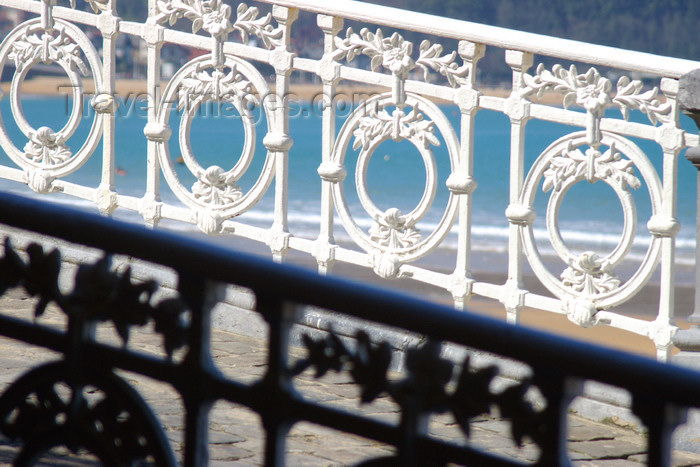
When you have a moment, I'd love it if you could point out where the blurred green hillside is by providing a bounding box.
[95,0,700,84]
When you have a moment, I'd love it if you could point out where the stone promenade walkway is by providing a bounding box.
[0,290,699,466]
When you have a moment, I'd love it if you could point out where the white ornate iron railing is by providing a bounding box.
[0,0,699,361]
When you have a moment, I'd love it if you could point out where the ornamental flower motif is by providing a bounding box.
[332,28,466,86]
[333,28,416,77]
[192,165,242,205]
[23,127,72,165]
[9,27,88,76]
[523,64,671,126]
[233,3,283,49]
[352,105,439,152]
[416,40,469,87]
[178,64,256,113]
[155,0,282,48]
[575,72,612,114]
[369,208,421,250]
[382,33,414,75]
[523,64,612,114]
[542,141,640,193]
[155,0,233,38]
[561,251,620,296]
[201,0,231,37]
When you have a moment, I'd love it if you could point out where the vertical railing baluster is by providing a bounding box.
[449,41,484,310]
[256,294,297,467]
[649,79,684,361]
[633,398,686,467]
[94,0,119,216]
[141,0,165,228]
[178,274,223,467]
[531,373,582,466]
[502,50,533,324]
[265,6,297,263]
[315,14,344,275]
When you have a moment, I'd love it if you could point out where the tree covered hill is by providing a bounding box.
[370,0,700,61]
[109,0,700,61]
[101,0,699,84]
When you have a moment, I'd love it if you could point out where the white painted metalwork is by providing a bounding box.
[0,0,698,361]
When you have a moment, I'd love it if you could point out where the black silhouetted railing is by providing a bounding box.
[0,191,697,466]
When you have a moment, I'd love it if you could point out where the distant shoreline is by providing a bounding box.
[2,76,565,105]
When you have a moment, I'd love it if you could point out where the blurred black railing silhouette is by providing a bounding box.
[0,192,697,466]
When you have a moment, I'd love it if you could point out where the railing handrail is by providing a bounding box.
[0,190,698,406]
[258,0,700,78]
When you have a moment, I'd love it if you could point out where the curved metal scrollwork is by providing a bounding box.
[329,93,460,279]
[516,64,673,324]
[154,54,276,234]
[0,361,176,466]
[151,0,283,234]
[0,17,105,193]
[520,132,663,314]
[326,27,468,280]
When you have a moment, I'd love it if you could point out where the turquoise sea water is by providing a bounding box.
[0,95,697,274]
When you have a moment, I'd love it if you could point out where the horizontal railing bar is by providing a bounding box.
[282,392,521,466]
[0,315,67,354]
[85,340,186,384]
[0,313,189,384]
[0,192,699,407]
[118,20,142,36]
[256,0,700,78]
[338,66,454,101]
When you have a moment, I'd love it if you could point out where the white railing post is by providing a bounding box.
[94,0,119,216]
[502,50,533,324]
[265,6,297,263]
[140,0,165,228]
[315,14,343,275]
[449,41,484,309]
[648,78,684,362]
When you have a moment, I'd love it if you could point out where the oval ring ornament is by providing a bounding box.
[0,19,104,189]
[520,131,663,309]
[155,54,275,223]
[330,92,460,277]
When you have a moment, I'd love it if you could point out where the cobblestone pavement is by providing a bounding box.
[0,290,699,466]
